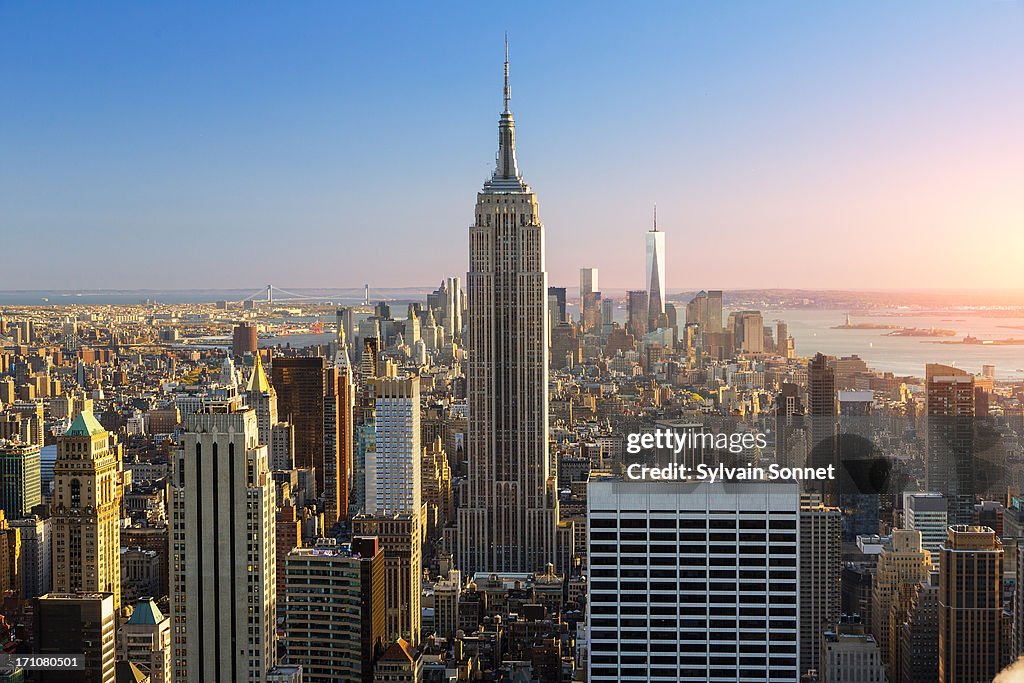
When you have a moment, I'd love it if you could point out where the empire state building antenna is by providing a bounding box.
[503,32,511,112]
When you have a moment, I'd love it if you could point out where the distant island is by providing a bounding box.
[885,327,957,337]
[929,336,1024,345]
[832,316,957,337]
[832,322,902,330]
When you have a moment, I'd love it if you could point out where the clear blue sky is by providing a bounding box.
[2,2,1022,291]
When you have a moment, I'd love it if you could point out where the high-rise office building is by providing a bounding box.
[645,215,666,322]
[336,307,354,347]
[353,513,422,646]
[273,356,345,525]
[169,408,277,682]
[52,412,121,607]
[457,43,559,574]
[247,353,278,452]
[365,376,420,516]
[1017,541,1024,661]
[838,390,880,539]
[547,286,567,327]
[904,492,948,560]
[232,322,258,358]
[35,592,117,683]
[0,510,21,597]
[686,289,724,334]
[600,297,615,337]
[0,440,40,517]
[776,320,790,355]
[588,479,800,682]
[819,620,887,683]
[285,537,386,683]
[775,382,806,470]
[733,310,765,354]
[799,495,842,675]
[898,574,940,683]
[579,267,600,331]
[938,525,1003,683]
[926,364,976,525]
[324,364,353,523]
[443,276,463,340]
[626,290,649,339]
[118,597,172,683]
[11,515,49,598]
[808,353,838,506]
[871,529,933,675]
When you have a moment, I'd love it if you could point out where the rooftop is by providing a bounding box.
[65,410,105,436]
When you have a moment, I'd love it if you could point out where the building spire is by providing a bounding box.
[487,33,522,185]
[503,32,511,113]
[653,203,658,231]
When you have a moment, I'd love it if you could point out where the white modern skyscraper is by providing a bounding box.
[170,408,277,682]
[580,267,598,300]
[365,376,421,516]
[457,40,559,574]
[587,480,801,682]
[579,267,601,331]
[645,209,666,322]
[904,491,948,560]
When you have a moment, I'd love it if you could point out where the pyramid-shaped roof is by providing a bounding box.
[247,353,272,393]
[127,597,165,625]
[65,411,105,436]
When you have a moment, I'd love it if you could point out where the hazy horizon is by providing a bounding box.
[3,2,1022,291]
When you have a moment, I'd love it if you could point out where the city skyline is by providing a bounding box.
[3,2,1022,291]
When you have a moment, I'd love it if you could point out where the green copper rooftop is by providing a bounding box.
[65,411,106,436]
[127,598,164,625]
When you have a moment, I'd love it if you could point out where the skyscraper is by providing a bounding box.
[285,537,386,683]
[52,411,121,607]
[733,310,765,354]
[353,512,422,646]
[870,529,933,677]
[838,390,880,539]
[0,440,40,517]
[626,290,649,339]
[645,209,666,323]
[707,290,723,332]
[324,364,353,523]
[118,597,172,683]
[808,353,838,506]
[588,480,800,682]
[904,492,948,561]
[232,322,258,358]
[273,356,345,526]
[365,376,421,516]
[579,267,600,331]
[799,495,842,675]
[457,41,559,574]
[247,353,278,453]
[169,408,276,682]
[547,286,567,328]
[926,364,976,526]
[938,525,1003,682]
[35,592,117,683]
[819,620,887,683]
[336,307,354,347]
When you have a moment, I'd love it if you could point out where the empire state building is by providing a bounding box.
[456,42,559,573]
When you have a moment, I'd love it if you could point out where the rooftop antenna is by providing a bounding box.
[503,32,511,113]
[653,203,658,231]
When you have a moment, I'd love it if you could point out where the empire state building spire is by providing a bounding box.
[459,39,558,574]
[488,35,523,189]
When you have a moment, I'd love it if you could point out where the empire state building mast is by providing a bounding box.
[457,37,559,574]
